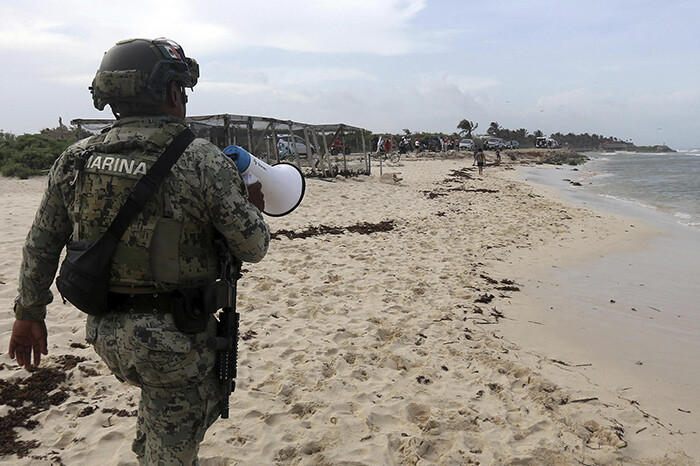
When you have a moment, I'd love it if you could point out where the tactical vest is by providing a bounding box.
[68,118,219,292]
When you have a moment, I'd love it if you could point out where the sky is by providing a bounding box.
[0,0,698,149]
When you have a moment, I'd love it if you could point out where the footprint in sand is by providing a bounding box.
[407,402,431,425]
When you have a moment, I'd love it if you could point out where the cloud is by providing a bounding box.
[0,0,429,57]
[197,81,312,103]
[194,0,428,55]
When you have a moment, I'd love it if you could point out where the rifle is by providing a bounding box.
[206,240,242,419]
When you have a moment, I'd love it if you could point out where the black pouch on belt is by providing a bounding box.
[56,235,118,315]
[171,287,210,334]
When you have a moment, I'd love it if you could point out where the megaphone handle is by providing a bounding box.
[242,173,258,186]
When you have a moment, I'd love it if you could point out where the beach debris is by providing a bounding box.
[422,190,446,199]
[464,188,499,193]
[475,294,494,304]
[495,285,520,292]
[271,220,395,240]
[241,329,258,341]
[550,359,592,368]
[610,299,616,303]
[78,406,96,417]
[678,408,691,414]
[416,375,431,385]
[568,397,599,404]
[490,308,505,321]
[0,355,86,457]
[102,407,137,417]
[78,366,100,377]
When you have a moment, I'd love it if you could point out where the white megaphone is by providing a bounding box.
[222,145,306,217]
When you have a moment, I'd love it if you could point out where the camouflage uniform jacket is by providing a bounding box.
[15,115,269,321]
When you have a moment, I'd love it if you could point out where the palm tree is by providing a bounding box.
[457,119,479,138]
[487,121,502,137]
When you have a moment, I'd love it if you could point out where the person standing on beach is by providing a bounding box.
[495,149,501,165]
[7,38,269,464]
[476,148,486,175]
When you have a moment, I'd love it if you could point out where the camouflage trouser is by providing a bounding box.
[86,311,222,465]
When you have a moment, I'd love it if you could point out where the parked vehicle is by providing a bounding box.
[459,138,475,151]
[484,137,504,150]
[535,137,560,149]
[277,134,315,156]
[503,140,519,149]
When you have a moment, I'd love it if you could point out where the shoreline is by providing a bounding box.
[0,158,696,464]
[494,163,700,458]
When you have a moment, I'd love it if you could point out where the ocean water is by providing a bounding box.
[579,150,700,229]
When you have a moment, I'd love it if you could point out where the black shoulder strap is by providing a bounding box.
[106,128,196,241]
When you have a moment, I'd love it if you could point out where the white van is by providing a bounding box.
[277,134,315,156]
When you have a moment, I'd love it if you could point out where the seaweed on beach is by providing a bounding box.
[421,190,447,199]
[0,355,86,457]
[480,274,499,285]
[423,187,499,199]
[271,220,395,240]
[475,294,495,304]
[444,168,474,182]
[496,285,521,292]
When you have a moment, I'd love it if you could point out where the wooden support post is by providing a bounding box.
[287,121,301,167]
[321,131,331,175]
[246,117,253,153]
[303,126,313,167]
[340,125,348,173]
[310,129,324,176]
[361,129,369,175]
[253,121,272,158]
[223,115,230,148]
[271,123,280,163]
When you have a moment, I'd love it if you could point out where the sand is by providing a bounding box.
[0,154,697,465]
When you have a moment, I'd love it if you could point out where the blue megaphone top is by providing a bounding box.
[222,145,251,173]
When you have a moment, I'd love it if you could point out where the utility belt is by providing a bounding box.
[107,280,231,334]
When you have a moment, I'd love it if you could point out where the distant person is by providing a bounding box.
[399,136,409,154]
[495,149,501,165]
[476,148,485,175]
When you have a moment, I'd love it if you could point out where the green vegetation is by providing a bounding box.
[0,129,77,178]
[457,119,479,138]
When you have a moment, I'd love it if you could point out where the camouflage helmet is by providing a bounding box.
[90,37,199,112]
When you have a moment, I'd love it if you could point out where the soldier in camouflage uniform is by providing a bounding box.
[8,38,270,464]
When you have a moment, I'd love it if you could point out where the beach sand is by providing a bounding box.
[0,154,696,465]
